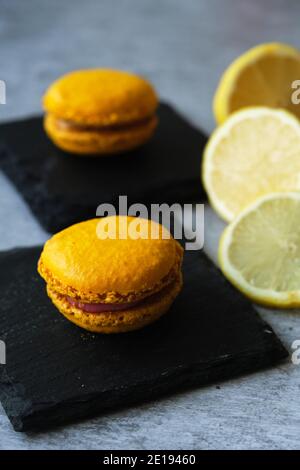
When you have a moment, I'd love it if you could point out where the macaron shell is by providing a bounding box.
[38,217,184,300]
[47,272,183,334]
[44,113,158,155]
[38,257,180,304]
[43,69,158,126]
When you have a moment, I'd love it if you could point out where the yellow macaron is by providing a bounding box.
[38,216,183,333]
[43,69,158,155]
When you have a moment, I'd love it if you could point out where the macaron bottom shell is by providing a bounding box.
[44,113,158,155]
[47,272,183,334]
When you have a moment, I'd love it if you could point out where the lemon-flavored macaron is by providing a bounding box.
[38,216,183,333]
[43,69,158,155]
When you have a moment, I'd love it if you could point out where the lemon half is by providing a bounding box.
[219,192,300,308]
[214,42,300,124]
[202,106,300,222]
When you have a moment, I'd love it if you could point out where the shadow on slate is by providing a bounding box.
[0,246,287,432]
[0,103,207,234]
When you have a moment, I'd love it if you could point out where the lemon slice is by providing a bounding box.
[219,192,300,308]
[214,42,300,124]
[202,106,300,222]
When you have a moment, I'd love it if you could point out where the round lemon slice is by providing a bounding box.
[214,42,300,124]
[219,192,300,308]
[202,106,300,222]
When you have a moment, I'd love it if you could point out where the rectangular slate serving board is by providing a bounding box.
[0,103,207,234]
[0,246,287,432]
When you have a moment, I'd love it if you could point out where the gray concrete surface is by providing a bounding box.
[0,0,300,450]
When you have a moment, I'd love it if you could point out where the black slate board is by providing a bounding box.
[0,103,207,234]
[0,246,287,432]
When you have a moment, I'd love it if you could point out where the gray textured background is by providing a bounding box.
[0,0,300,450]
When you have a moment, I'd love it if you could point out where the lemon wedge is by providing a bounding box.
[214,42,300,124]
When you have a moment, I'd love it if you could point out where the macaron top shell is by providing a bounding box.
[43,69,158,126]
[39,217,183,300]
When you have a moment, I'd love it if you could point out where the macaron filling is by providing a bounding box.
[54,115,156,133]
[60,275,179,314]
[65,296,141,313]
